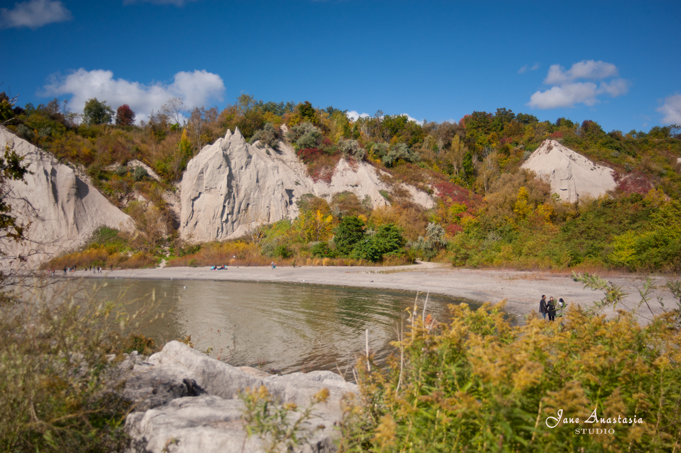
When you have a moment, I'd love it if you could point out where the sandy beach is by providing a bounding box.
[73,263,678,323]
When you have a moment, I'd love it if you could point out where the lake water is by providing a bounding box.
[87,279,477,376]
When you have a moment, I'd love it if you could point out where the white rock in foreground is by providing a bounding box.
[179,128,434,242]
[521,139,616,203]
[0,128,134,267]
[123,341,357,453]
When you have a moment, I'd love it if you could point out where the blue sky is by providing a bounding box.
[1,0,680,132]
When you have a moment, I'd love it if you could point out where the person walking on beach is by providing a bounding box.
[539,295,548,319]
[547,296,557,321]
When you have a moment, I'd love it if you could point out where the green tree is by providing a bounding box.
[298,101,316,124]
[516,112,538,124]
[491,108,515,132]
[0,143,29,245]
[83,98,114,125]
[351,237,381,262]
[333,216,365,256]
[352,224,405,262]
[372,224,405,255]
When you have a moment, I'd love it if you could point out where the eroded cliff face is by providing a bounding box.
[179,128,434,242]
[0,128,134,267]
[521,139,616,203]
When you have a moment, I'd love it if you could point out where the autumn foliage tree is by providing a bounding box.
[296,209,334,242]
[115,104,135,126]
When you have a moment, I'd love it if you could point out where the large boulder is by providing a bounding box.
[123,341,358,453]
[0,128,134,267]
[521,139,616,203]
[179,129,433,242]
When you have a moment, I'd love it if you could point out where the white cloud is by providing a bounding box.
[528,60,629,109]
[600,78,629,97]
[544,60,618,85]
[123,0,199,6]
[518,63,540,74]
[43,68,225,123]
[528,83,600,109]
[657,94,681,125]
[346,110,370,121]
[0,0,72,29]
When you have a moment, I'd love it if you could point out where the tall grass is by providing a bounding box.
[339,279,681,452]
[0,279,161,451]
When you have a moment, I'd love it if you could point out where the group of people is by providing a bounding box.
[539,295,565,321]
[51,265,107,276]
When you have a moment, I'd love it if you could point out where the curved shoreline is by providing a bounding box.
[74,263,677,323]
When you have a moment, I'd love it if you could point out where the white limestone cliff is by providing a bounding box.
[179,128,434,242]
[521,139,616,203]
[0,127,134,267]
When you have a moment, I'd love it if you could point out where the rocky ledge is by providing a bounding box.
[120,341,358,452]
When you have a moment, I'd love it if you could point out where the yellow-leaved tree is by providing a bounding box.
[296,210,334,242]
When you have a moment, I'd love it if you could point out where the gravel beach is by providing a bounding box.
[76,263,678,324]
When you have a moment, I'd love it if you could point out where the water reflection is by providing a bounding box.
[91,279,477,375]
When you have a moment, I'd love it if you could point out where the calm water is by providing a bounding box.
[86,279,477,375]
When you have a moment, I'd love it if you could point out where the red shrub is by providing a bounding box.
[615,172,654,195]
[297,147,323,163]
[446,224,463,236]
[296,148,339,183]
[433,181,480,208]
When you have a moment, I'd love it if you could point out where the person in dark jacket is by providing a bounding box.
[539,295,548,319]
[547,296,557,321]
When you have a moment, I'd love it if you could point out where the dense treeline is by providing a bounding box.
[2,91,680,272]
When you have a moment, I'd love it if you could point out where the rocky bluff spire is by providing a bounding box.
[180,127,302,242]
[0,127,134,268]
[521,139,617,203]
[179,129,434,243]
